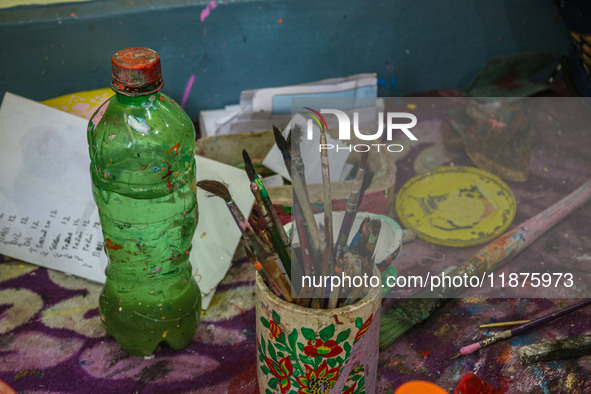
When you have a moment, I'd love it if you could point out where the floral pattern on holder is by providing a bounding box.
[257,309,372,394]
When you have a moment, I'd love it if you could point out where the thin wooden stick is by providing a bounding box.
[329,152,369,308]
[479,320,531,328]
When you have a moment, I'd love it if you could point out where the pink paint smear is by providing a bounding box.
[201,1,217,22]
[181,74,196,108]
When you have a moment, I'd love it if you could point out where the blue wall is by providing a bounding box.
[0,0,569,119]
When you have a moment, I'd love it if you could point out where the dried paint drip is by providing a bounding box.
[127,115,150,136]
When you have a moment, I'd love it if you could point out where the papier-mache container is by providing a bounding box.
[255,269,381,394]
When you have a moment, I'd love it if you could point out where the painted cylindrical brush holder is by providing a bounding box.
[255,269,381,394]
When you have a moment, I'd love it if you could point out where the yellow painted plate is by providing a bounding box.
[41,88,113,120]
[396,166,516,247]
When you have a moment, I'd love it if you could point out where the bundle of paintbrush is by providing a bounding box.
[274,122,376,309]
[196,179,294,302]
[198,122,377,308]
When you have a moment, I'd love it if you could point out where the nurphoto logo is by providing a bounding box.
[304,107,418,152]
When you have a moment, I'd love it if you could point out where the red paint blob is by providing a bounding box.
[105,238,123,250]
[455,373,504,394]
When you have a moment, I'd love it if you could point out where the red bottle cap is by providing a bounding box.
[111,47,164,96]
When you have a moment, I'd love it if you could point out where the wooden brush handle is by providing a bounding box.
[468,180,591,275]
[261,256,294,302]
[512,298,591,336]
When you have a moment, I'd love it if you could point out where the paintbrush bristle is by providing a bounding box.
[273,125,289,152]
[379,298,450,350]
[242,149,256,182]
[379,309,418,350]
[357,168,375,208]
[369,218,381,234]
[197,179,232,202]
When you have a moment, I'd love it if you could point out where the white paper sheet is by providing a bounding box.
[0,92,253,309]
[193,156,254,307]
[243,73,378,114]
[199,74,378,137]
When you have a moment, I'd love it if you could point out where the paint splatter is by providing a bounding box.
[495,344,513,364]
[90,101,109,127]
[166,142,181,156]
[128,115,150,136]
[141,100,154,109]
[105,239,123,251]
[181,75,195,108]
[488,118,506,129]
[200,1,217,22]
[162,166,172,179]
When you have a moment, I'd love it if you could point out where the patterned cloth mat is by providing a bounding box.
[2,91,591,393]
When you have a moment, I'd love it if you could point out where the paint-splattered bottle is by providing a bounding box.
[87,48,201,356]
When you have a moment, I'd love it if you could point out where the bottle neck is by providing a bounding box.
[116,91,159,105]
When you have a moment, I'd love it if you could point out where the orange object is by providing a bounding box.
[395,380,448,394]
[0,379,17,394]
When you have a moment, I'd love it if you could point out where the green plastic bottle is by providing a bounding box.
[87,47,201,356]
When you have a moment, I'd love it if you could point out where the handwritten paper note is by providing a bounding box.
[0,92,104,280]
[0,92,253,309]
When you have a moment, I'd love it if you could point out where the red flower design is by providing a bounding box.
[303,339,343,358]
[343,381,358,394]
[295,361,340,393]
[355,314,373,341]
[269,320,282,339]
[265,355,293,393]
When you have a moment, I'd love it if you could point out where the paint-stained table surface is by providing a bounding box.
[1,88,591,393]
